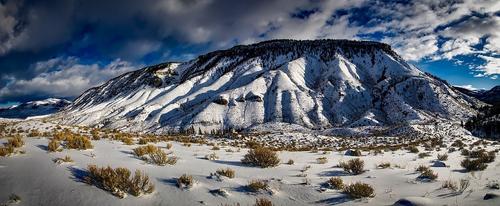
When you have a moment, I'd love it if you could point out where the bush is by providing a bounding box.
[122,137,134,145]
[133,144,159,157]
[241,147,280,168]
[327,177,344,190]
[343,182,375,199]
[0,146,14,157]
[66,136,93,150]
[216,168,235,178]
[6,136,24,148]
[478,151,496,163]
[417,167,438,181]
[437,153,448,161]
[255,198,273,206]
[149,149,177,166]
[177,174,194,189]
[129,170,155,196]
[442,180,457,191]
[166,143,173,149]
[316,156,328,164]
[408,145,419,153]
[461,158,487,171]
[286,159,294,165]
[339,158,365,175]
[205,152,219,160]
[247,179,269,192]
[85,165,154,198]
[415,165,429,173]
[48,139,60,152]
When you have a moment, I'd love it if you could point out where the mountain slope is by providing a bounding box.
[454,86,500,105]
[0,98,71,119]
[60,39,481,133]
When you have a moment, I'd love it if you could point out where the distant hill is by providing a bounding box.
[0,98,71,119]
[454,86,500,105]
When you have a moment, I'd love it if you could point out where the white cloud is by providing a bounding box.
[455,84,483,90]
[0,57,138,100]
[477,55,500,76]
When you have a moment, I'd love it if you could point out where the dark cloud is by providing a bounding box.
[0,0,499,103]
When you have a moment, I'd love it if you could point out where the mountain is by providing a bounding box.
[457,86,500,139]
[59,39,482,134]
[0,98,71,119]
[454,86,500,105]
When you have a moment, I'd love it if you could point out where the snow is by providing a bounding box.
[55,40,481,134]
[0,119,499,206]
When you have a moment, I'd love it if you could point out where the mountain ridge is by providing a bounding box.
[59,39,482,134]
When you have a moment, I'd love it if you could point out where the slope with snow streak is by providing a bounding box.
[61,39,480,133]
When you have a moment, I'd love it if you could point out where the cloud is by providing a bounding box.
[477,55,500,76]
[455,84,483,90]
[0,57,138,102]
[0,0,499,103]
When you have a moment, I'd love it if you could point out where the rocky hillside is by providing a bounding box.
[59,39,482,133]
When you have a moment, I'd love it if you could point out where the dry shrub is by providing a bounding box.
[48,139,60,152]
[0,145,14,157]
[437,153,448,161]
[339,158,365,175]
[461,158,487,171]
[415,165,429,173]
[327,177,344,190]
[85,165,154,198]
[407,145,419,153]
[247,179,269,192]
[177,174,194,189]
[205,152,219,160]
[66,136,93,150]
[442,179,458,191]
[7,136,24,148]
[216,168,235,178]
[241,147,280,168]
[166,143,173,149]
[417,167,438,181]
[149,149,177,166]
[343,182,375,199]
[316,156,328,164]
[122,137,134,145]
[129,170,155,196]
[458,179,470,193]
[255,198,273,206]
[133,144,159,157]
[211,146,220,150]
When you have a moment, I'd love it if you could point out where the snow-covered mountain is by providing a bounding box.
[60,39,482,133]
[0,98,71,119]
[455,85,500,105]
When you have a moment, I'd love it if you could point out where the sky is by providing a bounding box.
[0,0,499,107]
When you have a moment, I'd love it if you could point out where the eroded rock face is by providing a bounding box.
[60,39,481,133]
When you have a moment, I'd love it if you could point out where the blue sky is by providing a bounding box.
[0,0,498,107]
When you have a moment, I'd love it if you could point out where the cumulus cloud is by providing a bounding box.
[0,57,138,102]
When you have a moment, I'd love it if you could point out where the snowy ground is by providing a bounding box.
[0,119,499,206]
